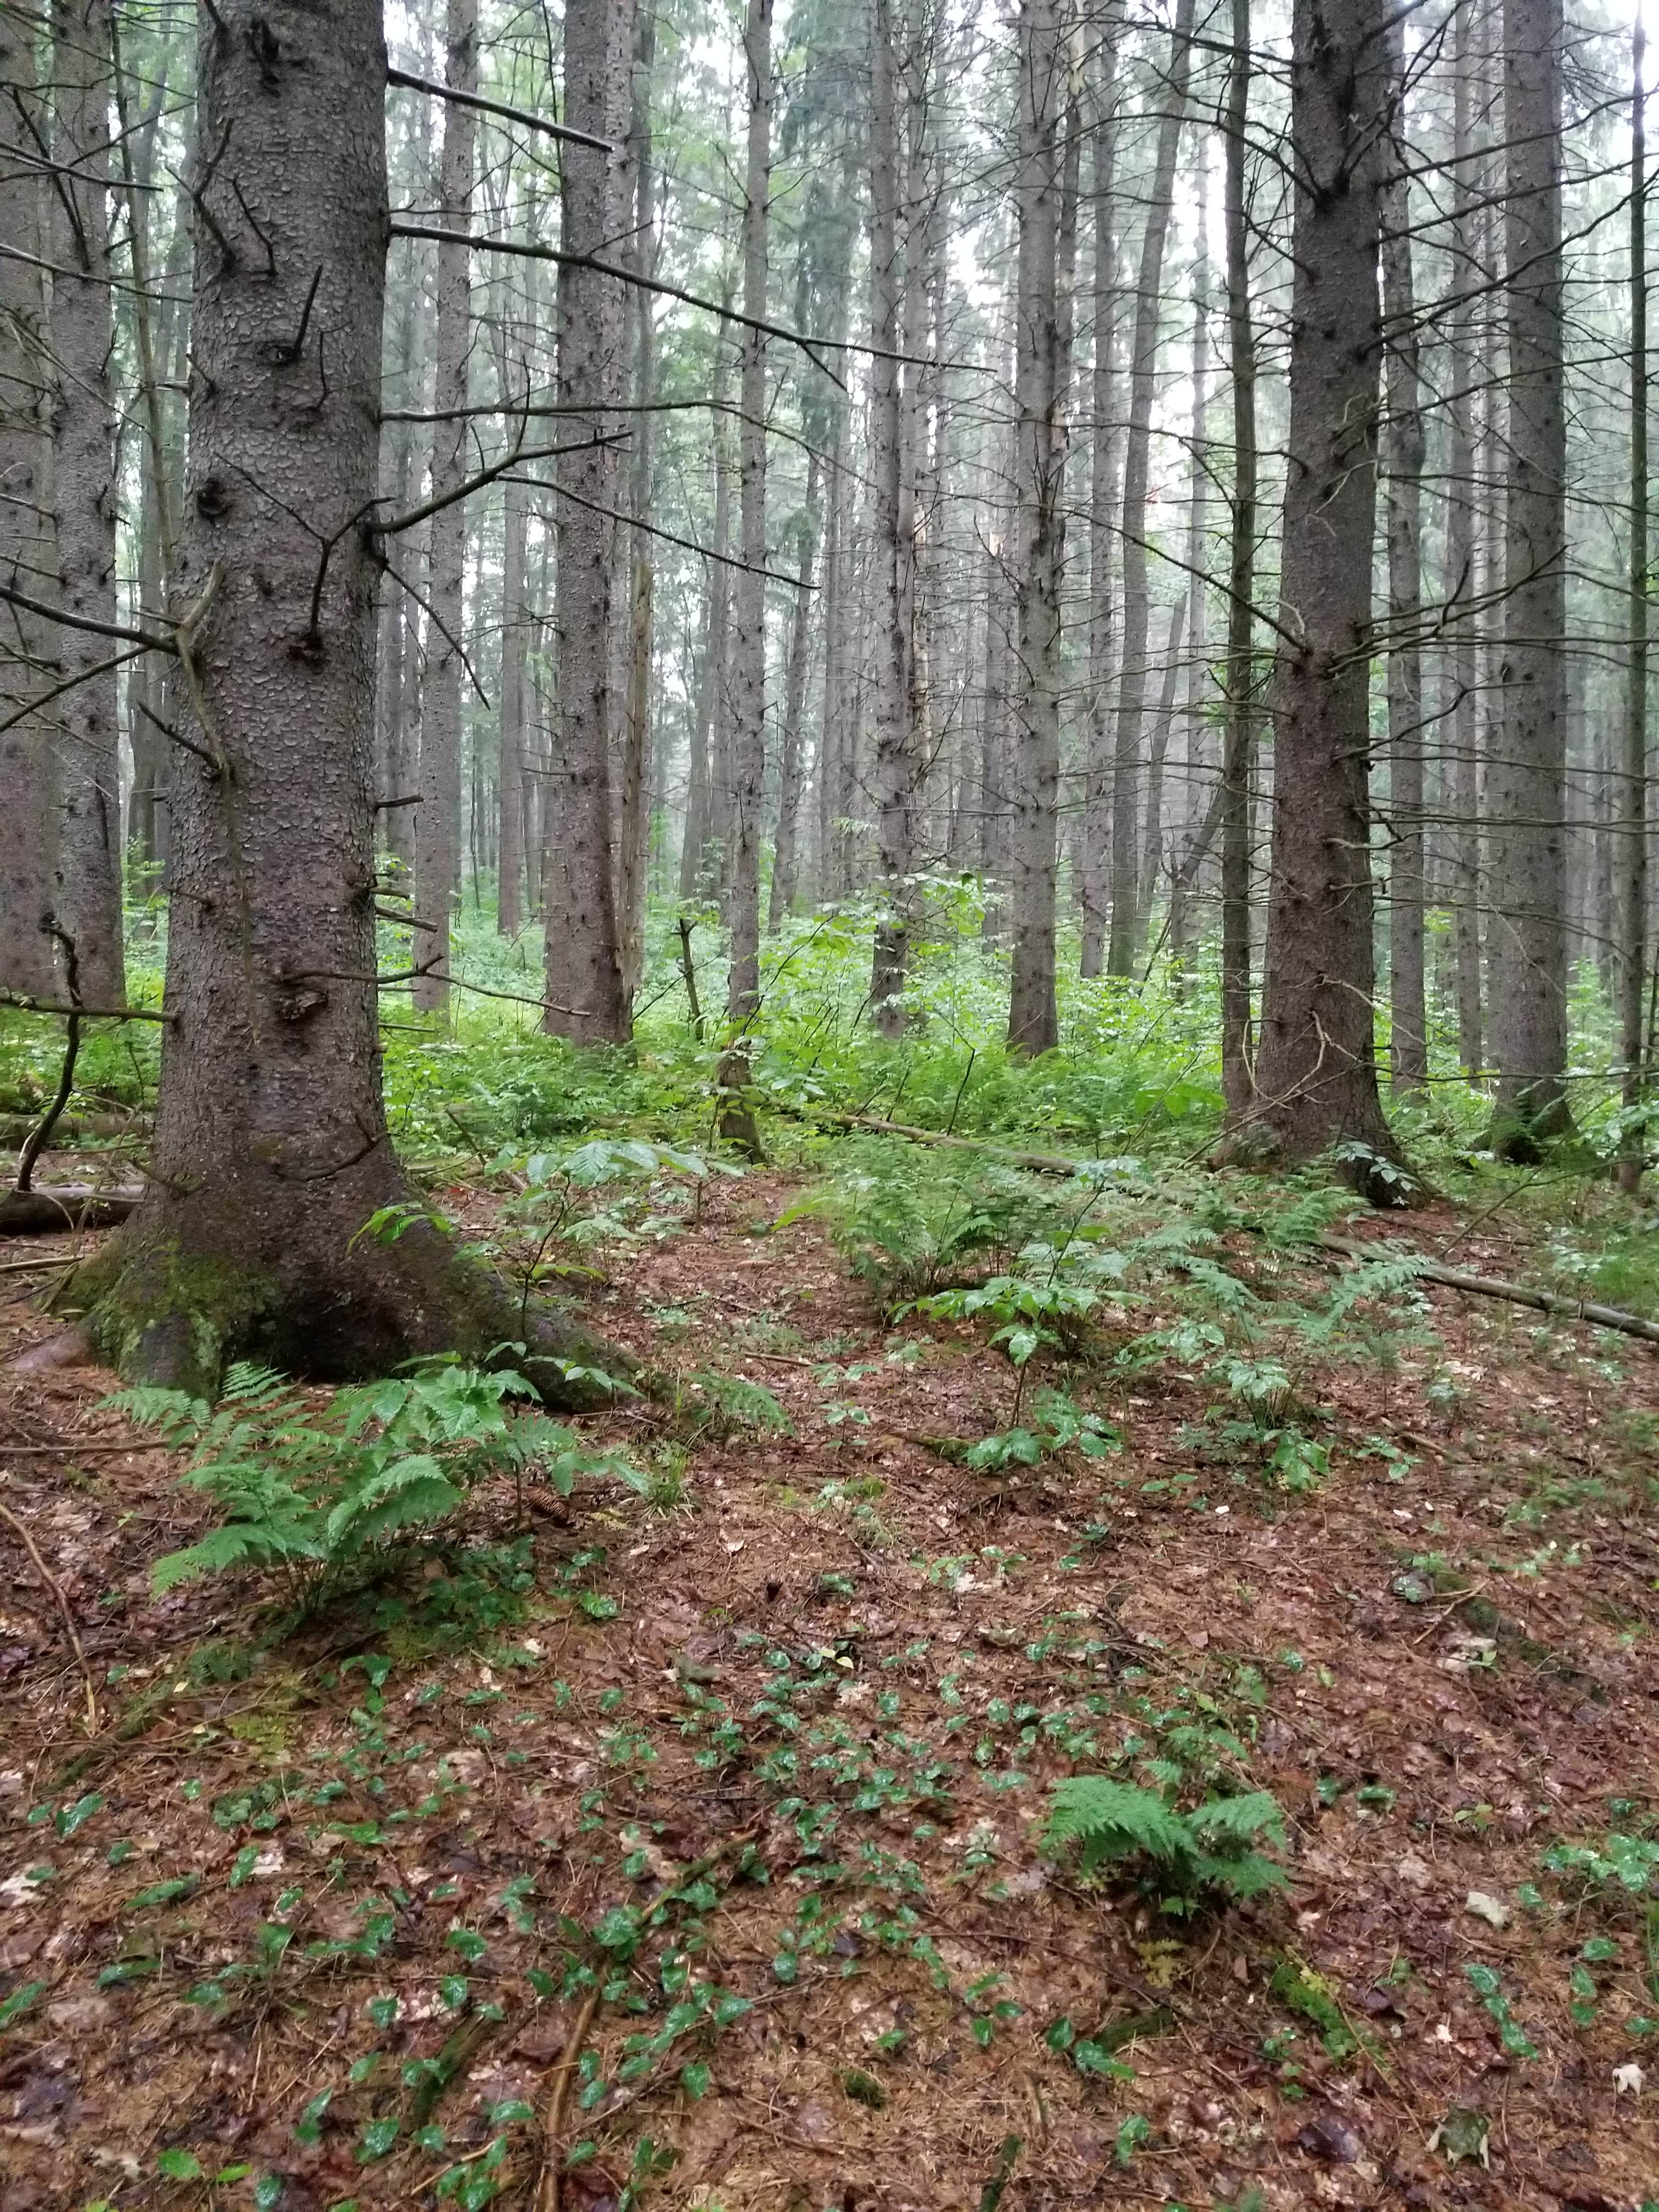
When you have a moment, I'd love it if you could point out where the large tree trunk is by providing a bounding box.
[868,0,916,1035]
[1105,0,1194,979]
[1487,0,1571,1154]
[1218,0,1257,1115]
[1381,18,1426,1094]
[617,5,659,998]
[412,0,477,1017]
[1006,0,1066,1054]
[75,0,608,1395]
[47,0,126,1005]
[0,15,59,998]
[1446,0,1483,1083]
[544,0,633,1042]
[724,0,772,1034]
[1620,24,1650,1192]
[1243,0,1401,1191]
[1079,38,1119,979]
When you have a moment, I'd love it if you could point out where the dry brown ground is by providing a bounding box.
[2,1164,1657,2212]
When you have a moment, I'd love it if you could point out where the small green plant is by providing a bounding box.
[1043,1776,1287,1910]
[115,1360,647,1605]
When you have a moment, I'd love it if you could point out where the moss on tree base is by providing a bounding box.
[70,1217,639,1408]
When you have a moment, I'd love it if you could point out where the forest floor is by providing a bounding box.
[2,1153,1658,2212]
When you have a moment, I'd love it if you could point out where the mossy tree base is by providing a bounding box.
[72,1214,637,1408]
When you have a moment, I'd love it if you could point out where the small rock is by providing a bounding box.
[1614,2061,1645,2096]
[1397,1851,1431,1888]
[1296,2106,1363,2163]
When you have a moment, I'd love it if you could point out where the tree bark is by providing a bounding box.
[1079,38,1119,978]
[544,0,634,1041]
[1619,22,1649,1192]
[1487,0,1571,1154]
[47,0,126,1005]
[1105,0,1195,978]
[1218,0,1257,1115]
[1381,16,1426,1093]
[0,13,59,998]
[869,0,916,1035]
[617,4,659,999]
[724,0,772,1035]
[1006,0,1066,1054]
[679,307,734,902]
[74,0,613,1395]
[1243,0,1402,1193]
[770,448,822,927]
[1446,0,1483,1083]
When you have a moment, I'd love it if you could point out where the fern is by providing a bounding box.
[117,1362,647,1606]
[1045,1776,1289,1909]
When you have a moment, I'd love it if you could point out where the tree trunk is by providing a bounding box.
[498,473,529,937]
[411,0,477,1017]
[544,0,634,1042]
[0,14,59,998]
[76,0,608,1395]
[1139,599,1186,922]
[770,448,822,927]
[47,0,126,1005]
[1243,0,1402,1193]
[869,0,916,1035]
[1446,0,1483,1083]
[1619,22,1650,1192]
[680,313,734,902]
[725,0,772,1035]
[1218,0,1257,1116]
[1006,0,1066,1054]
[1079,40,1119,978]
[617,4,658,998]
[1381,17,1426,1093]
[1168,215,1211,982]
[1105,0,1195,978]
[1487,0,1571,1154]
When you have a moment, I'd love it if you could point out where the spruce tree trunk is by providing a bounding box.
[617,5,659,997]
[412,0,477,1017]
[1381,18,1426,1094]
[47,0,126,1005]
[1218,0,1257,1115]
[545,0,633,1041]
[1446,1,1484,1082]
[1487,0,1571,1153]
[1244,0,1402,1190]
[1620,22,1650,1192]
[680,315,735,901]
[724,0,772,1032]
[1105,0,1194,978]
[770,449,822,927]
[0,14,59,998]
[1006,0,1065,1054]
[76,0,612,1393]
[1079,41,1119,979]
[869,0,916,1034]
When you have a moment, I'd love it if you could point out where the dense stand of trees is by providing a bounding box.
[1,0,1655,1374]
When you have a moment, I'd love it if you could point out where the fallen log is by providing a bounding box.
[0,1186,140,1234]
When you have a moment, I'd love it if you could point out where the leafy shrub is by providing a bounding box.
[114,1361,648,1604]
[1043,1775,1288,1911]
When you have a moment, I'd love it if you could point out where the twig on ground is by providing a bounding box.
[533,1987,601,2212]
[0,1498,97,1733]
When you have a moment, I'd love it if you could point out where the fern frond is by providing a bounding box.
[1045,1778,1193,1871]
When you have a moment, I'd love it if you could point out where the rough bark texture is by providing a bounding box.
[725,0,772,1032]
[678,359,732,901]
[1381,19,1426,1094]
[617,5,658,999]
[47,0,126,1005]
[1006,0,1065,1054]
[412,0,477,1017]
[1105,0,1194,978]
[770,448,821,928]
[1078,50,1118,981]
[544,0,633,1042]
[1620,24,1650,1190]
[0,14,59,999]
[1446,1,1483,1082]
[75,0,615,1397]
[1487,0,1571,1153]
[1244,0,1401,1190]
[868,0,915,1035]
[1218,0,1257,1116]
